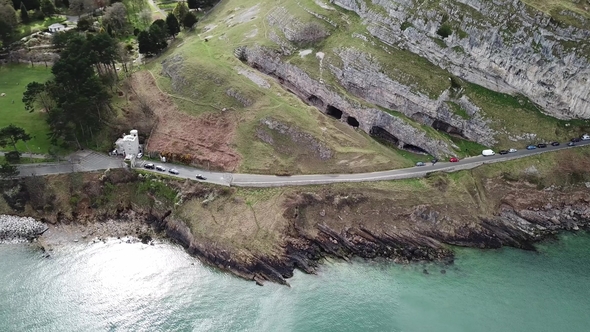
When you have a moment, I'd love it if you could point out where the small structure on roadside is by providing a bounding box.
[115,129,140,157]
[48,23,65,33]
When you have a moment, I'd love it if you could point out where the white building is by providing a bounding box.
[115,129,140,157]
[48,23,65,33]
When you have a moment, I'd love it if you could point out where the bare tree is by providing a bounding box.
[103,3,129,35]
[69,0,97,17]
[138,8,152,29]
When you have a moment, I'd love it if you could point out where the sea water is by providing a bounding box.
[1,232,589,332]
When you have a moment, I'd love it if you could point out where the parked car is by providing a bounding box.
[415,162,425,167]
[550,141,560,146]
[526,145,537,150]
[499,150,509,155]
[137,152,143,159]
[196,174,207,180]
[155,165,166,172]
[568,141,575,146]
[508,148,517,153]
[169,168,179,175]
[449,157,459,162]
[571,137,581,142]
[537,143,547,148]
[582,134,590,141]
[144,163,155,169]
[481,149,496,156]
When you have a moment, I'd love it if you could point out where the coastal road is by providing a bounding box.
[14,141,590,187]
[132,140,590,187]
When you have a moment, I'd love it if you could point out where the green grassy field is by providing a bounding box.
[0,65,53,154]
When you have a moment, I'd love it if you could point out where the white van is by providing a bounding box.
[482,149,496,156]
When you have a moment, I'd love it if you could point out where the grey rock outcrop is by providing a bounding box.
[244,46,457,157]
[332,0,590,119]
[0,215,47,242]
[331,47,496,145]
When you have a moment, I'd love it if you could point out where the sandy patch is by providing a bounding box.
[236,67,270,89]
[299,49,313,57]
[129,72,240,171]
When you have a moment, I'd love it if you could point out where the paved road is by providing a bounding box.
[13,141,590,186]
[132,141,590,187]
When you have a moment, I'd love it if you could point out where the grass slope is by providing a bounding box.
[0,65,53,153]
[138,0,589,173]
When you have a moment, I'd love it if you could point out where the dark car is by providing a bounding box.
[168,168,179,175]
[571,137,581,142]
[499,150,509,155]
[196,174,207,180]
[568,141,575,146]
[537,143,547,148]
[144,163,155,169]
[550,141,560,146]
[526,145,537,150]
[155,165,166,172]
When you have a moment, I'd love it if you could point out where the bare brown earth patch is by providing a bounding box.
[129,72,240,171]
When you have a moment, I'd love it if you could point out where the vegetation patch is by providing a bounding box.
[0,65,52,153]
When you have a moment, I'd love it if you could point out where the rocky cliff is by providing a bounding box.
[333,0,590,119]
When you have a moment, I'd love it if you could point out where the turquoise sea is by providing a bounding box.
[1,232,589,332]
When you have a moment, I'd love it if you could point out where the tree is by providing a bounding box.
[22,0,39,11]
[0,125,31,152]
[137,30,151,55]
[4,151,21,163]
[103,3,128,36]
[187,0,196,9]
[23,81,55,112]
[165,12,179,37]
[76,15,92,31]
[69,0,94,17]
[0,162,19,179]
[19,3,29,23]
[182,11,197,30]
[40,0,55,16]
[137,8,151,28]
[0,0,17,29]
[172,1,188,22]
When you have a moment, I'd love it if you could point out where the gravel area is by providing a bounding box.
[0,215,48,243]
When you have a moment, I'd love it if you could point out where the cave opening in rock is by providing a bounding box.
[347,116,360,128]
[432,120,465,138]
[403,144,429,154]
[308,95,324,108]
[326,105,343,119]
[370,126,399,146]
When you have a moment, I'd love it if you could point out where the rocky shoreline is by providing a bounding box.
[0,215,48,243]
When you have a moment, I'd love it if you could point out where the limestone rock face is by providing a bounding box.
[245,46,457,157]
[333,0,590,119]
[331,48,496,146]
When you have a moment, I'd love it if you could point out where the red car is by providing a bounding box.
[449,157,459,162]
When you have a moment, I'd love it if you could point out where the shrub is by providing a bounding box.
[436,23,453,39]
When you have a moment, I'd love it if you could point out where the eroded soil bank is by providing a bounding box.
[1,148,590,285]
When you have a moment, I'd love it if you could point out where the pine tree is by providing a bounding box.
[165,12,180,37]
[182,11,197,30]
[19,2,29,23]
